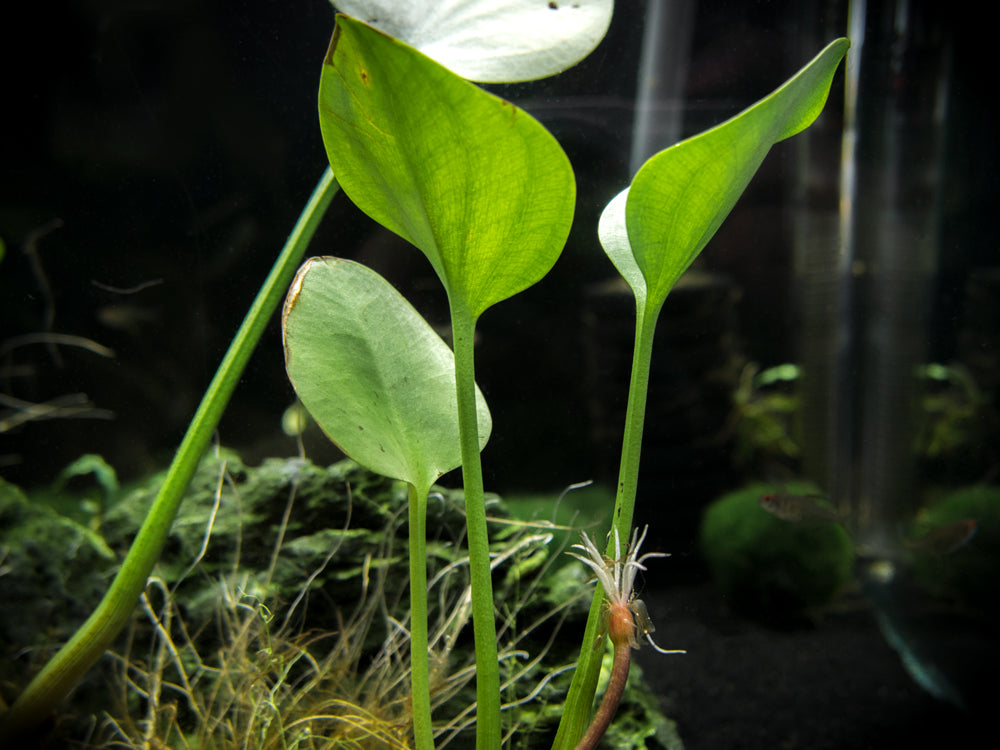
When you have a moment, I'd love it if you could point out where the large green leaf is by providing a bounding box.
[601,38,850,310]
[282,257,491,491]
[318,15,575,320]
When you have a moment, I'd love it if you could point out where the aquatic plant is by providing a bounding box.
[567,527,684,749]
[0,3,606,741]
[289,24,847,744]
[553,36,850,748]
[291,16,577,748]
[728,362,802,472]
[0,2,849,747]
[80,455,587,749]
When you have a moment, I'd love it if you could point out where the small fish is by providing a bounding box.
[904,518,977,557]
[758,492,840,523]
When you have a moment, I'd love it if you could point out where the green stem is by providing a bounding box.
[606,299,659,542]
[450,308,501,750]
[0,167,340,741]
[407,483,435,750]
[553,298,659,749]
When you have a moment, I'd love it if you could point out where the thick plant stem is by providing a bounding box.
[407,483,435,750]
[574,640,631,750]
[450,308,501,750]
[553,299,660,749]
[0,168,340,741]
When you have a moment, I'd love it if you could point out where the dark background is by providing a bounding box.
[1,0,995,511]
[0,0,871,492]
[2,2,998,748]
[2,0,996,567]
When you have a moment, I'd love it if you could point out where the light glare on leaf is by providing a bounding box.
[332,0,613,82]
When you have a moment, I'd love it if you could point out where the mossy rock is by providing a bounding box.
[3,453,674,747]
[907,485,1000,613]
[699,482,854,621]
[0,478,118,705]
[99,451,492,637]
[0,479,115,645]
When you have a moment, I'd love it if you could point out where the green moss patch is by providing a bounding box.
[699,482,853,621]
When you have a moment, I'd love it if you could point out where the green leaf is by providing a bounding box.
[54,454,119,499]
[319,15,576,320]
[603,38,850,310]
[282,257,491,491]
[567,38,850,750]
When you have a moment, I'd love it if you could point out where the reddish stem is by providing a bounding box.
[573,638,631,750]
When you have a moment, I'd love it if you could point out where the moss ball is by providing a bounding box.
[699,482,854,621]
[908,485,1000,613]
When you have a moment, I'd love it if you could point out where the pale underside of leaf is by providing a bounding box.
[600,38,849,307]
[282,257,491,491]
[331,0,613,82]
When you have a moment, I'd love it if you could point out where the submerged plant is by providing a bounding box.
[567,527,684,749]
[552,37,849,747]
[0,4,607,742]
[86,456,586,750]
[0,3,850,747]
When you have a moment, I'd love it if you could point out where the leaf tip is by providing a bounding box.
[324,18,343,67]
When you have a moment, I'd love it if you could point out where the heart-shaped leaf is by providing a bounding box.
[282,256,491,491]
[319,15,575,320]
[602,38,850,311]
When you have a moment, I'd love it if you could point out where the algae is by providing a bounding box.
[699,483,854,621]
[2,453,671,747]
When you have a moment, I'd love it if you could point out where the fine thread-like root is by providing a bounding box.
[94,459,587,749]
[567,526,686,748]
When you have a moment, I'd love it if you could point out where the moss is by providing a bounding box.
[0,477,116,693]
[7,452,659,746]
[2,452,680,747]
[908,485,1000,613]
[699,482,854,621]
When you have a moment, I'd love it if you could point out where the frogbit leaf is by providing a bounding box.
[331,0,613,82]
[602,38,850,311]
[319,15,576,321]
[282,257,491,492]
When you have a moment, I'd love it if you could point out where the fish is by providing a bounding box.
[904,518,977,557]
[758,492,840,523]
[868,575,967,710]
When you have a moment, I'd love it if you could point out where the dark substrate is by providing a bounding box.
[638,582,996,750]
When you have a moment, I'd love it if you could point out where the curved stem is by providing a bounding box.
[574,640,631,750]
[0,168,340,741]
